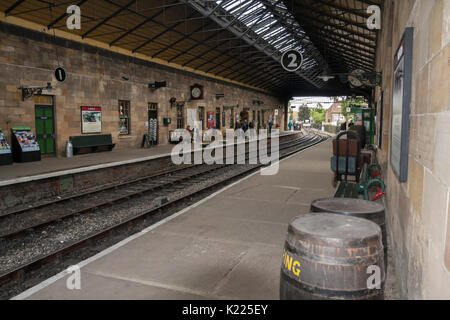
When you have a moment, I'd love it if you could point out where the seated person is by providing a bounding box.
[348,121,366,149]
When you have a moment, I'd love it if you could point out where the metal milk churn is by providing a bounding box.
[65,140,73,158]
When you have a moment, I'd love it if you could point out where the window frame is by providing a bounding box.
[118,100,131,135]
[176,104,184,129]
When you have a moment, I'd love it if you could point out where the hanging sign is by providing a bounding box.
[281,49,303,72]
[55,67,67,83]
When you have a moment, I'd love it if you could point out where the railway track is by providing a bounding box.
[0,134,327,298]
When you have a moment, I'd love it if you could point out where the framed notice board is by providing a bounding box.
[207,111,215,129]
[390,27,413,182]
[81,106,102,133]
[377,91,383,149]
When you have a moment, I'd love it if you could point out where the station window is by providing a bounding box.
[119,100,130,135]
[230,107,234,128]
[216,108,221,129]
[176,104,184,129]
[198,106,205,130]
[34,95,54,105]
[222,111,226,127]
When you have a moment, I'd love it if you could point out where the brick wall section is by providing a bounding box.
[0,23,286,156]
[375,0,450,299]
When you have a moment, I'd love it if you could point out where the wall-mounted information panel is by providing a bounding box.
[391,27,413,183]
[81,106,102,134]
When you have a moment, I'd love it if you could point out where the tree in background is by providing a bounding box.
[297,105,310,121]
[310,104,326,125]
[288,104,294,122]
[342,96,367,118]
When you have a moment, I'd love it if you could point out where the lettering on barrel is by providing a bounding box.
[282,249,301,278]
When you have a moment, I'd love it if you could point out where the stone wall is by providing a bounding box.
[374,0,450,299]
[0,22,285,156]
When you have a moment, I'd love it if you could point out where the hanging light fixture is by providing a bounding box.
[318,70,335,82]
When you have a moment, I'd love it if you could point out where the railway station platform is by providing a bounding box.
[15,139,335,300]
[0,131,303,213]
[0,131,300,186]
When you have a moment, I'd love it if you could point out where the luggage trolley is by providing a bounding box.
[331,131,361,184]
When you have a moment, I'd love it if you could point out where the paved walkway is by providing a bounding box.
[16,140,335,300]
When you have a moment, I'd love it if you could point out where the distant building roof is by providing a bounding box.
[326,103,343,116]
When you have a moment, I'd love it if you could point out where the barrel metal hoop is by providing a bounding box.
[280,271,385,300]
[283,241,384,267]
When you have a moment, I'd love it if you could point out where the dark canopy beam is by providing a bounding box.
[5,0,26,16]
[82,0,136,39]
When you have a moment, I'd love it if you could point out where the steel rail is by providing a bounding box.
[0,135,310,239]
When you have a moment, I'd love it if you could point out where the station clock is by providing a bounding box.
[190,84,204,100]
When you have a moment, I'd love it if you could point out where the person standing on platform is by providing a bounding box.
[249,121,255,139]
[243,120,248,132]
[355,122,367,149]
[347,121,366,149]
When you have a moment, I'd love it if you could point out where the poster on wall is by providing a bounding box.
[207,112,215,129]
[390,27,413,183]
[81,106,102,134]
[187,108,197,129]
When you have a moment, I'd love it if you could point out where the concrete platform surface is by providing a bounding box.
[16,140,335,300]
[0,144,175,184]
[0,131,299,186]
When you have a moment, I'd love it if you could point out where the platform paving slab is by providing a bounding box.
[0,144,175,182]
[28,271,211,300]
[20,140,335,300]
[191,195,312,224]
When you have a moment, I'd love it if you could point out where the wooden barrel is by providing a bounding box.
[280,213,385,300]
[310,198,387,269]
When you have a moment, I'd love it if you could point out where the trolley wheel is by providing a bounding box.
[332,176,338,188]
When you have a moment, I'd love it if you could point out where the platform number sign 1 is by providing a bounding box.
[55,67,66,83]
[281,49,303,72]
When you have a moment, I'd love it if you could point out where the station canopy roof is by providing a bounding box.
[1,0,381,97]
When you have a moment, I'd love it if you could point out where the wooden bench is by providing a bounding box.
[334,160,368,198]
[334,181,361,198]
[334,157,386,200]
[70,134,115,155]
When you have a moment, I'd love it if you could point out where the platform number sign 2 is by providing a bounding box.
[281,49,303,72]
[55,67,66,83]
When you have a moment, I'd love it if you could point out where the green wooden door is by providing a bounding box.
[35,105,55,154]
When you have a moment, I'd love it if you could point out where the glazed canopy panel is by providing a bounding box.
[0,0,381,96]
